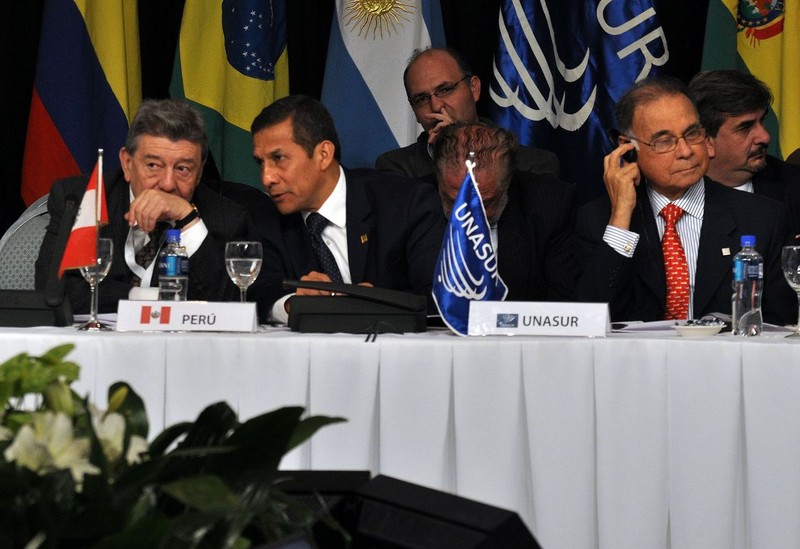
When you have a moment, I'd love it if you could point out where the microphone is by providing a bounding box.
[44,195,78,307]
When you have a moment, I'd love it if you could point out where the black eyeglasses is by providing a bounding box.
[408,75,471,109]
[625,126,707,154]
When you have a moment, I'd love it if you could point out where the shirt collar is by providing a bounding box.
[302,165,347,229]
[647,177,705,221]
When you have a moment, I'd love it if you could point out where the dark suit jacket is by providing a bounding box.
[248,168,446,322]
[497,172,579,301]
[575,178,796,325]
[35,171,248,313]
[375,126,561,187]
[752,155,800,242]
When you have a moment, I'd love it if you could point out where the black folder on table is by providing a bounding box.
[283,280,427,334]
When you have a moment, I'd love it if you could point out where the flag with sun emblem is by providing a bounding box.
[170,0,289,188]
[702,0,799,160]
[321,0,445,168]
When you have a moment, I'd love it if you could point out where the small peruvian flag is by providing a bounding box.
[58,150,109,277]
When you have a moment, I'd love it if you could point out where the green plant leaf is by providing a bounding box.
[38,343,76,365]
[148,421,193,457]
[92,514,172,549]
[108,382,149,440]
[208,407,305,484]
[180,402,239,449]
[287,415,347,453]
[162,474,240,513]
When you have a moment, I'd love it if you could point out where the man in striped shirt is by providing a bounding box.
[574,76,795,325]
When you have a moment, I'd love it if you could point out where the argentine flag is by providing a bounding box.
[321,0,445,168]
[433,161,508,337]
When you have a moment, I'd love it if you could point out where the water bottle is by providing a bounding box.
[158,229,189,301]
[731,235,763,336]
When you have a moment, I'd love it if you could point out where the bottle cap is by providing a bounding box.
[166,228,182,243]
[740,235,756,247]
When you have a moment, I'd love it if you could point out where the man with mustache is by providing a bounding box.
[689,69,800,241]
[575,76,795,324]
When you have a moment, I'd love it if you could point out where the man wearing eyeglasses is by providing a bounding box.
[575,76,795,325]
[689,70,800,241]
[375,48,560,186]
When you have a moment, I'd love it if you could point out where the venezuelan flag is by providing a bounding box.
[21,0,141,206]
[170,0,289,188]
[702,0,800,159]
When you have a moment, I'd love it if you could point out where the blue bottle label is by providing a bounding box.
[162,255,180,277]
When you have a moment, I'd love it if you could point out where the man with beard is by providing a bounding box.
[689,69,800,241]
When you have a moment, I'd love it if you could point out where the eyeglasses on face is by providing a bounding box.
[408,75,471,109]
[625,126,707,154]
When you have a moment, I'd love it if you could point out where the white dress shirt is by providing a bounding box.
[602,179,706,319]
[270,167,348,323]
[124,188,208,287]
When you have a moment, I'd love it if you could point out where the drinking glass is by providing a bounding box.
[225,241,262,303]
[77,238,113,331]
[782,245,800,338]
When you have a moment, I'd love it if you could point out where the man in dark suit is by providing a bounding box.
[35,99,247,313]
[247,95,445,323]
[689,69,800,241]
[576,77,795,325]
[433,121,578,301]
[375,48,560,186]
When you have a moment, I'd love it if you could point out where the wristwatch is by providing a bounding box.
[174,203,200,229]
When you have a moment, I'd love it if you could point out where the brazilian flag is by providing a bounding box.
[170,0,290,188]
[702,0,799,159]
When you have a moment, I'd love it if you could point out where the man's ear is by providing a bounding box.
[119,147,132,181]
[469,75,481,103]
[316,140,336,170]
[706,135,716,159]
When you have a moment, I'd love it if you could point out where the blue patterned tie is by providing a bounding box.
[305,213,343,283]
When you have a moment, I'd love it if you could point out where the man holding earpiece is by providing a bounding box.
[574,77,795,325]
[376,47,560,186]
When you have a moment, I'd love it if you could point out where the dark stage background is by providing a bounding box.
[0,0,709,235]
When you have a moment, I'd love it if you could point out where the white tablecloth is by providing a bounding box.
[1,326,799,548]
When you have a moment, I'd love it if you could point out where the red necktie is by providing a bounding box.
[660,203,689,320]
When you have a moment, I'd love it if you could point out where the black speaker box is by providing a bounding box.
[331,475,541,548]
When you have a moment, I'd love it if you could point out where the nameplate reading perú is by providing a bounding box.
[468,301,609,337]
[116,300,258,332]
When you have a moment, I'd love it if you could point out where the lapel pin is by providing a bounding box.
[360,234,368,244]
[722,248,731,256]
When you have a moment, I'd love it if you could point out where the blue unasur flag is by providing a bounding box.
[433,163,508,337]
[321,0,445,168]
[489,0,669,204]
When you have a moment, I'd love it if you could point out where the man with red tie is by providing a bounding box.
[575,77,795,325]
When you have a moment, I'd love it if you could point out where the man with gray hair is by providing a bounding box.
[433,121,578,301]
[576,76,795,324]
[36,98,248,312]
[689,69,800,240]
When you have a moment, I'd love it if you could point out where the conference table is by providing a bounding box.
[1,324,800,549]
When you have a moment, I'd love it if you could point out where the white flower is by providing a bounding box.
[126,435,148,465]
[3,412,99,486]
[94,411,125,464]
[90,406,149,467]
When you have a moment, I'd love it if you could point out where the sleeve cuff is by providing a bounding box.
[603,225,639,258]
